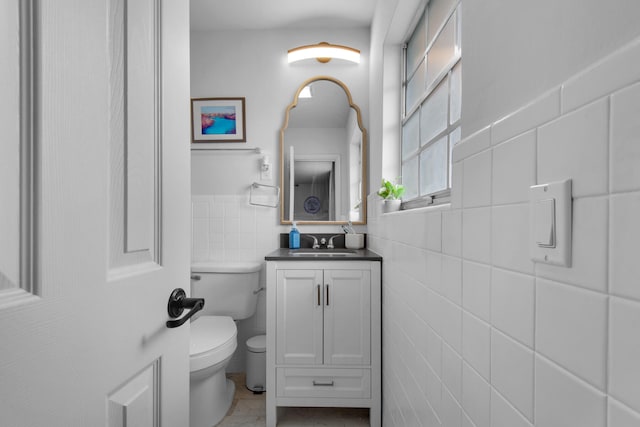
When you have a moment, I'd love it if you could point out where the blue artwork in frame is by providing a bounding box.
[191,97,246,142]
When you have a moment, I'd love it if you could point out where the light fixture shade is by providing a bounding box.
[288,42,360,64]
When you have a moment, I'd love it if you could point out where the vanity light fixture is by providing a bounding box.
[287,42,360,64]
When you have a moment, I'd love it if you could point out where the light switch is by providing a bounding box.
[529,179,572,267]
[535,198,556,247]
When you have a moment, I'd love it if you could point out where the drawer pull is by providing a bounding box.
[312,380,335,386]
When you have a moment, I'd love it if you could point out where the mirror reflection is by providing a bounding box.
[280,76,367,224]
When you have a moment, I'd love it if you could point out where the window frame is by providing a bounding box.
[400,2,461,210]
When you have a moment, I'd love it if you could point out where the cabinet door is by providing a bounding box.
[323,269,371,365]
[276,269,324,365]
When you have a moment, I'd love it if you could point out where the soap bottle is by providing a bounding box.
[289,221,300,249]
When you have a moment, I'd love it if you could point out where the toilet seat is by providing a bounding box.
[190,316,237,373]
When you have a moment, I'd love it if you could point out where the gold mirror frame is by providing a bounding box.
[280,76,367,225]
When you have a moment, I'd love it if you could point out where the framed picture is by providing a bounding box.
[191,97,246,142]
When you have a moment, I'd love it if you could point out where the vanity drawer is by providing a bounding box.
[276,368,370,398]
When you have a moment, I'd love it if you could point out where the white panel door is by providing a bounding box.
[0,1,191,426]
[323,269,371,365]
[276,269,324,365]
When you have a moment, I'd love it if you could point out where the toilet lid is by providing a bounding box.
[190,316,237,373]
[246,334,266,352]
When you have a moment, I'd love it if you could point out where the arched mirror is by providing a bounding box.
[280,76,367,225]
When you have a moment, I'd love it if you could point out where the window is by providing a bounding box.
[401,2,461,207]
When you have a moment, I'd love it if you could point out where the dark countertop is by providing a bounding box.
[265,248,382,261]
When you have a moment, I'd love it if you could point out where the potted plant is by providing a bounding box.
[377,178,405,213]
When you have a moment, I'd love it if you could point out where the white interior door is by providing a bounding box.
[0,1,191,426]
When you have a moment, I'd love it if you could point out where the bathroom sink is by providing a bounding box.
[288,249,357,256]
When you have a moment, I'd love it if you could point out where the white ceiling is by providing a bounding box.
[190,0,376,31]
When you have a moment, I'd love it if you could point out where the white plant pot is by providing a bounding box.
[383,199,401,213]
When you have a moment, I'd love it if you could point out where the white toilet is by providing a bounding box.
[189,261,262,427]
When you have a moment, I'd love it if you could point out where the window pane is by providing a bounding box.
[402,112,420,160]
[420,77,448,145]
[450,61,461,124]
[420,136,448,195]
[426,10,457,89]
[406,12,426,74]
[405,60,425,112]
[402,157,419,200]
[427,0,456,45]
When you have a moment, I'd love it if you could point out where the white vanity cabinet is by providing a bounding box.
[266,259,381,427]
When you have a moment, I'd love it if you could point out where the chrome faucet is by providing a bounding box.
[305,234,320,249]
[304,234,342,249]
[327,235,343,249]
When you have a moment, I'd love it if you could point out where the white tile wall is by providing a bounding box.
[490,329,534,421]
[462,261,491,321]
[462,362,491,427]
[462,150,492,208]
[191,194,279,263]
[537,98,609,198]
[442,386,463,427]
[490,88,561,146]
[370,35,640,427]
[490,268,534,346]
[461,412,475,427]
[442,255,462,305]
[461,207,491,263]
[451,160,464,209]
[462,312,491,380]
[491,389,533,427]
[609,399,640,427]
[452,125,491,163]
[610,193,640,300]
[609,297,640,413]
[442,209,462,256]
[491,130,536,205]
[534,356,606,427]
[491,204,533,274]
[535,279,608,389]
[561,37,640,114]
[610,82,640,193]
[442,342,462,402]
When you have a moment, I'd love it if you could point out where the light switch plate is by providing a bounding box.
[530,179,572,266]
[534,198,556,247]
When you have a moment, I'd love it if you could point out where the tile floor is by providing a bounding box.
[217,374,370,426]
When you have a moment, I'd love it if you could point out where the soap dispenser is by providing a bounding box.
[289,221,300,249]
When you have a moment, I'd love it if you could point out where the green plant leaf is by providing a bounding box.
[378,178,404,200]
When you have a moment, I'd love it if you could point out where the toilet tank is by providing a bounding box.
[191,261,262,320]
